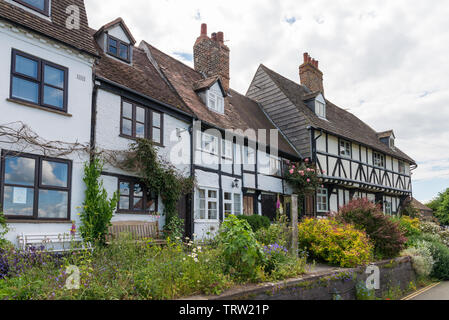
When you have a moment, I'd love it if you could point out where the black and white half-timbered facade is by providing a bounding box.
[247,53,417,216]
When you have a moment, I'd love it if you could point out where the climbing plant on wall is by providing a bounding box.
[120,139,195,229]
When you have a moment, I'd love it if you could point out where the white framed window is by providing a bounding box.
[199,132,219,155]
[244,146,256,166]
[385,201,392,215]
[223,192,242,216]
[269,156,282,177]
[373,152,385,168]
[196,188,219,220]
[316,101,326,118]
[317,188,328,213]
[398,161,406,174]
[390,137,395,149]
[339,140,351,158]
[222,139,233,159]
[207,90,224,114]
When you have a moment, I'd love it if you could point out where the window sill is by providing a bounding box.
[118,135,164,148]
[7,98,72,117]
[6,219,71,224]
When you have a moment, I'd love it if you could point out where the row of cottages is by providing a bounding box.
[247,55,417,215]
[0,0,416,243]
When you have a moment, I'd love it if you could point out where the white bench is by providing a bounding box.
[17,232,92,252]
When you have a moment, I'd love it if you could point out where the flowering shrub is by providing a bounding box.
[285,158,323,195]
[0,212,10,248]
[335,199,407,258]
[420,221,442,235]
[428,241,449,280]
[298,218,373,268]
[262,243,289,273]
[392,216,421,237]
[401,241,435,277]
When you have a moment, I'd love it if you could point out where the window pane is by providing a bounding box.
[224,203,232,214]
[133,197,144,210]
[3,186,34,217]
[44,65,65,88]
[38,190,68,219]
[122,102,132,119]
[43,86,64,109]
[20,0,45,10]
[122,119,132,136]
[136,107,145,122]
[15,55,38,78]
[108,38,117,54]
[12,77,39,103]
[234,194,241,214]
[119,43,129,60]
[224,192,232,201]
[152,128,161,143]
[5,156,35,186]
[136,123,145,138]
[134,184,143,197]
[41,161,68,188]
[119,182,130,196]
[119,196,129,210]
[152,112,161,127]
[199,189,206,199]
[208,190,217,199]
[208,201,218,220]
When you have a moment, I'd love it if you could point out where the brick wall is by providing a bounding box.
[299,52,324,94]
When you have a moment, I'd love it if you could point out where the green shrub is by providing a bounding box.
[401,241,435,277]
[236,215,270,232]
[217,215,265,281]
[0,212,10,248]
[79,157,118,245]
[255,223,289,247]
[163,215,184,240]
[429,241,449,280]
[298,218,373,268]
[336,199,407,258]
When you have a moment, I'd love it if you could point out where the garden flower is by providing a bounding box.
[289,169,294,174]
[307,179,311,183]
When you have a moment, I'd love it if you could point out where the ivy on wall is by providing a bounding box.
[120,139,195,228]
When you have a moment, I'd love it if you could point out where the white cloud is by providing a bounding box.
[84,0,449,199]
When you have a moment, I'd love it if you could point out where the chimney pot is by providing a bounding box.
[201,23,207,36]
[217,31,224,43]
[211,32,217,41]
[303,52,309,63]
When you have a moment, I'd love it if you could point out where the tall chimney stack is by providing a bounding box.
[299,52,324,94]
[193,24,230,93]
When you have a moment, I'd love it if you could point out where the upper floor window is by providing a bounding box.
[221,139,233,159]
[11,50,68,112]
[373,152,385,168]
[384,201,392,215]
[269,156,282,177]
[1,152,71,220]
[243,146,256,166]
[121,99,163,145]
[316,101,326,118]
[317,188,328,213]
[399,161,406,174]
[208,90,224,114]
[199,132,219,155]
[118,178,157,214]
[107,35,130,62]
[13,0,49,16]
[339,140,351,158]
[390,137,395,149]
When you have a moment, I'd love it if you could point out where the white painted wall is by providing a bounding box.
[0,22,94,244]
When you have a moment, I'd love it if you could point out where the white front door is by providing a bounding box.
[194,187,220,240]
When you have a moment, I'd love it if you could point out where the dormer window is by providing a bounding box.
[316,101,326,118]
[208,90,224,114]
[13,0,49,16]
[390,137,395,149]
[107,35,130,62]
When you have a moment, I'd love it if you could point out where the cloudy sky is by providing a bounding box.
[85,0,449,203]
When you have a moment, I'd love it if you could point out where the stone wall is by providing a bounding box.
[204,256,415,300]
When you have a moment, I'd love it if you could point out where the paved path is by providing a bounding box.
[411,282,449,300]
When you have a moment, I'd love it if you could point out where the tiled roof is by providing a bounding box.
[411,198,433,213]
[92,31,191,114]
[0,0,97,56]
[192,76,220,92]
[260,64,417,165]
[142,41,298,157]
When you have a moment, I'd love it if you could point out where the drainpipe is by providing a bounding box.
[89,80,100,162]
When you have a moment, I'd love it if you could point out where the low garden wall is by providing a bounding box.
[193,256,415,300]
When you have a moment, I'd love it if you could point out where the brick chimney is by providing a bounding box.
[299,52,324,94]
[194,23,230,93]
